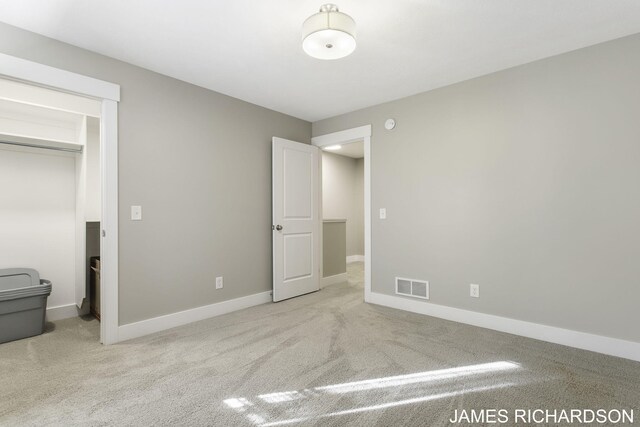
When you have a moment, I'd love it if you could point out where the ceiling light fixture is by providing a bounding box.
[324,145,342,150]
[302,4,356,60]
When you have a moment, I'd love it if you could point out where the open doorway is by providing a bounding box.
[313,125,372,301]
[320,141,364,291]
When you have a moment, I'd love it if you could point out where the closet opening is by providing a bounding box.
[0,77,103,341]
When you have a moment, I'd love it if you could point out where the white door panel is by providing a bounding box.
[75,115,87,308]
[284,233,313,281]
[284,149,313,219]
[272,137,320,302]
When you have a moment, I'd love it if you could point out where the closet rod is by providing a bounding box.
[0,140,83,153]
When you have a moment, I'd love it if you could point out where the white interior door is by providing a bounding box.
[272,137,320,302]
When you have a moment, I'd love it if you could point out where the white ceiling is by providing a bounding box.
[1,1,640,121]
[323,140,364,159]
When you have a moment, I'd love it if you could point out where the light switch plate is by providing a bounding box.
[379,208,387,219]
[131,205,142,221]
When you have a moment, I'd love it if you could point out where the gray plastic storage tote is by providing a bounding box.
[0,268,52,344]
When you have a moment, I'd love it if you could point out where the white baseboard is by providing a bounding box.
[347,255,364,263]
[118,291,272,342]
[46,304,82,321]
[321,273,348,288]
[368,292,640,362]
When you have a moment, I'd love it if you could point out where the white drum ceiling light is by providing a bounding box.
[302,4,356,60]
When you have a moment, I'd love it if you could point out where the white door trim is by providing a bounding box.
[0,53,120,101]
[100,99,119,344]
[0,53,120,344]
[312,125,372,302]
[312,125,371,147]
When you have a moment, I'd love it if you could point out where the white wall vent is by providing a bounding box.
[395,277,429,300]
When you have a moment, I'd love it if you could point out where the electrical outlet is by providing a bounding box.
[216,276,223,289]
[470,283,480,298]
[379,208,387,219]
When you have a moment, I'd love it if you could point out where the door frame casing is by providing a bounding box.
[0,53,121,344]
[312,125,372,302]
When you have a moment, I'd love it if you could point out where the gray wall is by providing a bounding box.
[322,152,364,256]
[313,34,640,343]
[0,23,311,325]
[322,221,347,278]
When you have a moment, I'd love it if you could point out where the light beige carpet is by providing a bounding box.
[1,262,639,426]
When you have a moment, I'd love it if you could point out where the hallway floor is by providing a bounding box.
[1,262,639,426]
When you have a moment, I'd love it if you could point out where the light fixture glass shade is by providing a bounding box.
[302,4,356,60]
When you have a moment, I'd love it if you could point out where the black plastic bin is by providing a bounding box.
[90,257,100,320]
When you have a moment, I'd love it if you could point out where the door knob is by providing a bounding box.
[275,225,283,231]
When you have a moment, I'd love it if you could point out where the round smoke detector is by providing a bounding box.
[385,118,396,130]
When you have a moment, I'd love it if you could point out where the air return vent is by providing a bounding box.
[395,277,429,300]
